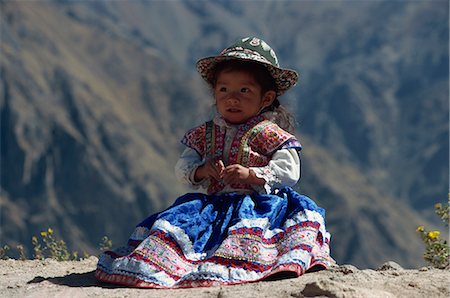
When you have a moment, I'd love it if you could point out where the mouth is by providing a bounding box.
[227,108,241,113]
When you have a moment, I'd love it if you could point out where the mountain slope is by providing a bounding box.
[298,136,426,267]
[0,1,209,252]
[0,1,447,268]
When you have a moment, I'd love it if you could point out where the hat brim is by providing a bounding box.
[196,55,299,96]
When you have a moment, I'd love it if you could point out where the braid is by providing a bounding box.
[263,100,295,133]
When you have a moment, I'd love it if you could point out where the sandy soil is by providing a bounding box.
[0,257,448,298]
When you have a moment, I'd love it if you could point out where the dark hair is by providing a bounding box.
[210,60,295,132]
[211,60,276,92]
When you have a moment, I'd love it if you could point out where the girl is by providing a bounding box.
[96,37,333,288]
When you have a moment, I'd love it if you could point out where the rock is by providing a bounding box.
[86,256,99,263]
[301,280,344,297]
[361,269,377,275]
[301,280,396,298]
[42,258,58,266]
[377,261,404,271]
[337,264,359,274]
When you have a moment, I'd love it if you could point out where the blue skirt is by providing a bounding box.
[96,187,333,288]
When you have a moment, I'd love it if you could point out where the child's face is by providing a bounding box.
[214,69,275,125]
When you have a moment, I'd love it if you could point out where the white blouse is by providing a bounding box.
[175,115,301,195]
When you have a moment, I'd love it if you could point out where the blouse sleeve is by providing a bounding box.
[249,148,301,194]
[174,147,209,190]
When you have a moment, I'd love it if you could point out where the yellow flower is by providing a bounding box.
[47,228,54,235]
[427,231,440,240]
[435,203,442,210]
[416,226,425,233]
[40,231,47,237]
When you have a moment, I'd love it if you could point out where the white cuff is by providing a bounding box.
[249,148,300,194]
[175,148,208,190]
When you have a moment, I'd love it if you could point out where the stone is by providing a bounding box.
[338,264,359,274]
[377,261,404,271]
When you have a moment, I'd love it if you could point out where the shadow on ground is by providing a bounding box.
[27,270,120,288]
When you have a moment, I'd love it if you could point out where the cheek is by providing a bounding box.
[215,98,226,110]
[214,91,223,101]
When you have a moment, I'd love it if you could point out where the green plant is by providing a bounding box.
[0,245,10,260]
[99,236,113,252]
[34,228,78,261]
[416,197,449,269]
[16,245,27,260]
[32,236,43,260]
[0,228,112,261]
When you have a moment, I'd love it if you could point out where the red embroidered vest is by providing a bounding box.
[182,115,301,194]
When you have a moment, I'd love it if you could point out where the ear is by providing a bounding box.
[261,91,276,108]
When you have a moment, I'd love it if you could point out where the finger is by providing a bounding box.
[215,161,225,176]
[212,160,225,179]
[217,160,225,173]
[223,164,236,171]
[209,165,222,181]
[209,159,220,171]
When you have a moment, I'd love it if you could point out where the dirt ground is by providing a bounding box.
[0,257,448,298]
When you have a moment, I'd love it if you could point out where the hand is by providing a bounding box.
[194,159,225,182]
[222,164,251,185]
[222,164,267,186]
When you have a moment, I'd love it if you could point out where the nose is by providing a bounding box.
[226,92,240,104]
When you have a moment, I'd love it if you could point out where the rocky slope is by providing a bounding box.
[0,0,448,269]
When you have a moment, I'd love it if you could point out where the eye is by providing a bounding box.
[218,86,227,92]
[240,87,250,93]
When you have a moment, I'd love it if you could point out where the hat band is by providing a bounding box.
[221,49,274,66]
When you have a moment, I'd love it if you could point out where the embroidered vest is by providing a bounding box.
[182,115,301,194]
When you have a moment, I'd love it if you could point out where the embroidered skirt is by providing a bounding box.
[96,187,333,288]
